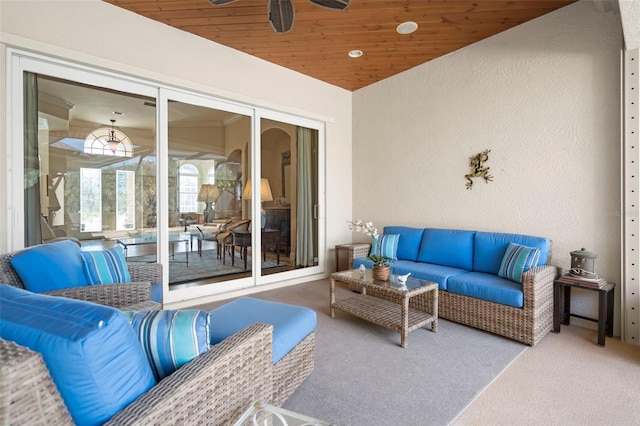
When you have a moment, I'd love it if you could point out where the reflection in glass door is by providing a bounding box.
[258,119,319,276]
[166,98,253,289]
[25,74,157,253]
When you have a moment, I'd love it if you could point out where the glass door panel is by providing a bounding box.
[258,119,319,277]
[166,98,253,290]
[28,75,157,257]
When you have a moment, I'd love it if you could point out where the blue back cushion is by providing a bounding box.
[81,246,131,284]
[383,226,425,261]
[209,297,316,364]
[10,240,88,292]
[0,285,156,426]
[416,228,476,270]
[473,231,550,274]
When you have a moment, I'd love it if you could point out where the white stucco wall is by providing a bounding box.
[353,1,623,326]
[0,1,352,273]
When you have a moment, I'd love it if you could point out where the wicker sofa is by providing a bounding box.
[353,226,560,346]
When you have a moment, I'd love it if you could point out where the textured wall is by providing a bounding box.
[353,1,623,323]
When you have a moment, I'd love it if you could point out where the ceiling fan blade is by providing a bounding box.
[208,0,238,5]
[268,0,295,34]
[308,0,349,10]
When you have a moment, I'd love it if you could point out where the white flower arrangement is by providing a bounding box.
[346,219,393,267]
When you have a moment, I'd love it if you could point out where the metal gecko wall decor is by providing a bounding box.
[465,149,493,189]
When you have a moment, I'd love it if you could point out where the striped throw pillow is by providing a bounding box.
[81,247,131,284]
[369,233,400,261]
[123,310,211,380]
[498,243,541,283]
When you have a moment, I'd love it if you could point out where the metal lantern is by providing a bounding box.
[570,248,597,273]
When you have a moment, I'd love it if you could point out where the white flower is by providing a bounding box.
[346,219,378,238]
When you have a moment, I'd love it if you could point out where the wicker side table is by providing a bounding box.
[335,243,371,272]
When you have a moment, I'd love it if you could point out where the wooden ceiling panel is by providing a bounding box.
[105,0,576,91]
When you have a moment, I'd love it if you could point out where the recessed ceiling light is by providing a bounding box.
[348,49,363,58]
[396,21,418,35]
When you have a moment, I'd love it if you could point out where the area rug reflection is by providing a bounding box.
[195,281,527,426]
[128,249,285,284]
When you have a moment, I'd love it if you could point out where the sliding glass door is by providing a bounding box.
[25,74,157,254]
[11,50,325,303]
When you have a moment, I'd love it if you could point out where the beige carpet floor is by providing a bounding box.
[452,325,640,426]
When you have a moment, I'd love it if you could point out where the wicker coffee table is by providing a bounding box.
[330,269,438,348]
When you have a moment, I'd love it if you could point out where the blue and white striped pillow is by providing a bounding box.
[123,310,211,381]
[498,243,541,283]
[81,246,131,284]
[370,233,400,261]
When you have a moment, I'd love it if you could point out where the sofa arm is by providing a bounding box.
[45,282,155,310]
[105,323,274,426]
[127,262,163,284]
[522,265,560,308]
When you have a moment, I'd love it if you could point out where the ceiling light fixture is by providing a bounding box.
[348,49,363,58]
[106,119,120,152]
[396,21,418,35]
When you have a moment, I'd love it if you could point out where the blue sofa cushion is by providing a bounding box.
[81,246,131,284]
[9,240,88,292]
[0,285,156,426]
[498,243,540,283]
[384,226,424,261]
[416,228,476,270]
[209,297,316,364]
[447,272,524,308]
[391,260,468,290]
[369,233,400,261]
[123,310,210,380]
[473,231,550,275]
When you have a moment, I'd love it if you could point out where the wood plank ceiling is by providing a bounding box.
[105,0,576,91]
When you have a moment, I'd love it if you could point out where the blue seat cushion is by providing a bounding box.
[473,231,550,275]
[391,260,467,290]
[10,240,88,292]
[383,226,425,261]
[209,297,316,364]
[416,228,476,270]
[447,272,524,308]
[0,285,156,426]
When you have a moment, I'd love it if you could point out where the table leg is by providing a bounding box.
[401,297,409,348]
[553,282,561,333]
[231,244,235,267]
[432,289,438,332]
[330,278,336,318]
[607,287,615,337]
[562,285,571,325]
[597,289,607,346]
[185,241,189,266]
[243,246,248,270]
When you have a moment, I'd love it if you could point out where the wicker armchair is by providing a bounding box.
[0,246,162,310]
[0,323,274,425]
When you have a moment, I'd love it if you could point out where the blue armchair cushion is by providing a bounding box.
[417,228,476,270]
[498,243,541,283]
[0,285,156,426]
[9,239,88,292]
[209,297,316,364]
[369,233,400,261]
[81,246,131,284]
[123,310,210,380]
